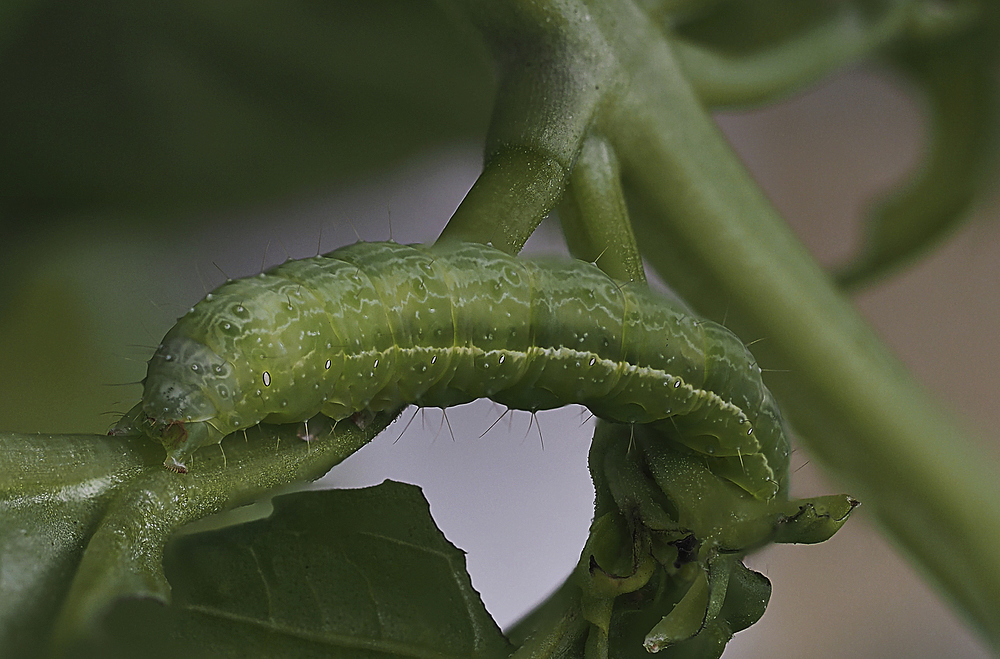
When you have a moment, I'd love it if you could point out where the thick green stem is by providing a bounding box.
[594,1,1000,647]
[558,134,645,283]
[436,0,622,253]
[439,147,569,252]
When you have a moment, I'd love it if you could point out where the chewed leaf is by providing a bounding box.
[88,482,513,659]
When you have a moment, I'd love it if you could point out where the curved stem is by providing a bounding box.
[438,146,570,252]
[836,16,1000,289]
[674,0,913,108]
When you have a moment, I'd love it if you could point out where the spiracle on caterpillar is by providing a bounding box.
[112,240,787,500]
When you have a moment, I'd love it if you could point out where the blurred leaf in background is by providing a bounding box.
[0,0,494,436]
[0,0,493,225]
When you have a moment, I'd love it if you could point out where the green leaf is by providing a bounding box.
[0,432,160,658]
[0,412,397,658]
[87,482,513,659]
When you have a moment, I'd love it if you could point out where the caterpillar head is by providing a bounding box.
[110,401,225,473]
[112,334,237,472]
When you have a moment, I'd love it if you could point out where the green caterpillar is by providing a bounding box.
[114,241,787,499]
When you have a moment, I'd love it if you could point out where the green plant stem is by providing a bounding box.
[438,147,570,252]
[673,0,911,108]
[558,133,645,283]
[592,1,1000,647]
[436,0,622,253]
